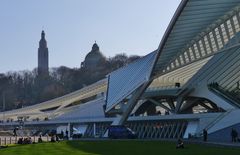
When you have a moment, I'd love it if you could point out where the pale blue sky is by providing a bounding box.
[0,0,181,73]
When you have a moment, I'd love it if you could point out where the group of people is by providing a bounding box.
[17,137,33,144]
[14,128,68,145]
[50,135,60,142]
[17,134,60,144]
[202,128,240,143]
[180,127,239,147]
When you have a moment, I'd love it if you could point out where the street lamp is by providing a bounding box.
[2,91,5,123]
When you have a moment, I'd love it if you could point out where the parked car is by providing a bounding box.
[108,125,137,139]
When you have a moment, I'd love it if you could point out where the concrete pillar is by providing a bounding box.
[93,123,96,137]
[67,123,71,139]
[114,82,150,125]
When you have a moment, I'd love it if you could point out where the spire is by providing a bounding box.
[92,41,99,51]
[39,30,47,48]
[41,30,45,39]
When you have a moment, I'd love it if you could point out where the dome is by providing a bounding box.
[82,42,106,69]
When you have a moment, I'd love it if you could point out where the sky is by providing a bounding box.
[0,0,181,73]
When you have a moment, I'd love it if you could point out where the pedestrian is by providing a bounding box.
[61,130,64,139]
[13,128,17,137]
[231,128,237,142]
[38,135,43,143]
[231,128,234,142]
[65,130,69,139]
[203,129,208,142]
[235,129,238,142]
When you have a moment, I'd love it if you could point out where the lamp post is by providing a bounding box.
[2,91,5,123]
[1,91,6,131]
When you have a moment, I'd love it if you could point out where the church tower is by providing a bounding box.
[38,30,49,76]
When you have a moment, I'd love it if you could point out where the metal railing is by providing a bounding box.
[208,83,240,107]
[146,85,181,92]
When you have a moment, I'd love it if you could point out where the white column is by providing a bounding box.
[93,123,96,137]
[67,123,71,139]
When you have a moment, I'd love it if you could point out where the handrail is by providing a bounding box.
[146,85,181,92]
[208,83,240,108]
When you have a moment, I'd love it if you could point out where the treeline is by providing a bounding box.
[0,54,140,111]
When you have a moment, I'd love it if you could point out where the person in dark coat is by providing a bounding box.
[231,128,237,142]
[13,128,17,137]
[176,139,184,149]
[203,129,208,142]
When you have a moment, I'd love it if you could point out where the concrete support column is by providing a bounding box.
[67,123,71,139]
[93,123,96,137]
[113,82,150,125]
[175,96,183,113]
[149,99,172,112]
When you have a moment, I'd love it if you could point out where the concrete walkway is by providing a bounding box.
[78,138,240,148]
[183,139,240,148]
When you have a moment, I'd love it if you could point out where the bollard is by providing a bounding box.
[4,137,6,145]
[10,137,12,144]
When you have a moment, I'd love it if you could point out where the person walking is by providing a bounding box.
[203,129,208,142]
[231,128,237,142]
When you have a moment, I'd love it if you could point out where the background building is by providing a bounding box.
[38,30,49,76]
[81,42,106,69]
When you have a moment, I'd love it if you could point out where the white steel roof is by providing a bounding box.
[152,0,240,75]
[106,51,158,112]
[54,98,105,120]
[0,79,107,120]
[105,0,240,112]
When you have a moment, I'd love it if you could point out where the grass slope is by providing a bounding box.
[0,140,240,155]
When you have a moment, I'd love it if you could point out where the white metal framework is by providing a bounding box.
[1,0,240,142]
